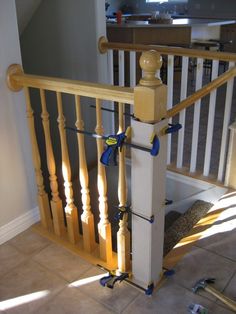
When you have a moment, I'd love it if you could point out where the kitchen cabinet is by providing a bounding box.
[220,23,236,52]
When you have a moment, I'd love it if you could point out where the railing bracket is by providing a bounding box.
[98,36,108,54]
[6,64,23,92]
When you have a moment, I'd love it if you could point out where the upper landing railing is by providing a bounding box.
[99,37,236,184]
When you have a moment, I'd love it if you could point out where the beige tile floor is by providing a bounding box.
[0,197,236,313]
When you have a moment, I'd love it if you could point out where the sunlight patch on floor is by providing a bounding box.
[68,272,109,288]
[0,290,50,311]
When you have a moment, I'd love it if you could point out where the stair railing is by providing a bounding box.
[99,37,236,184]
[6,54,169,291]
[6,63,134,271]
[7,45,236,291]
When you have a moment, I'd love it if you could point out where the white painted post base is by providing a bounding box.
[225,121,236,189]
[131,118,168,289]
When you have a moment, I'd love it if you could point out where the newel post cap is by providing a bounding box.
[139,50,162,86]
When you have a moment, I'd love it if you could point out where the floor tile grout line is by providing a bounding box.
[27,240,139,314]
[211,302,235,313]
[0,255,29,283]
[194,243,236,264]
[31,254,95,285]
[0,261,66,307]
[0,242,80,286]
[7,236,51,257]
[70,266,141,314]
[31,285,74,314]
[222,268,236,294]
[168,278,218,305]
[74,283,120,314]
[121,280,219,313]
[120,292,143,314]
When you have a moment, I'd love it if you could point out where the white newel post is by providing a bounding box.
[225,121,236,189]
[132,51,168,289]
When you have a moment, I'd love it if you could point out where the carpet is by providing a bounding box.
[164,200,213,256]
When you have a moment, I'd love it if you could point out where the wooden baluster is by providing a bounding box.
[39,89,65,236]
[95,98,112,262]
[24,87,52,229]
[117,102,131,272]
[75,95,96,252]
[56,92,79,244]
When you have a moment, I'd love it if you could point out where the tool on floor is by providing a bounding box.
[188,303,208,314]
[66,126,160,167]
[114,205,154,224]
[192,278,236,312]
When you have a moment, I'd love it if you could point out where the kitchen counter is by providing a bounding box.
[107,18,236,28]
[107,18,236,47]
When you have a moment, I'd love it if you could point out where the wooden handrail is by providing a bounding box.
[167,66,236,118]
[7,65,134,105]
[99,37,236,62]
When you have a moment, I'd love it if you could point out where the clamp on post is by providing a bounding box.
[114,206,154,224]
[149,132,160,157]
[100,131,127,166]
[100,126,160,166]
[100,270,130,289]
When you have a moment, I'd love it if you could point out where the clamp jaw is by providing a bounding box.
[100,132,126,166]
[100,271,129,289]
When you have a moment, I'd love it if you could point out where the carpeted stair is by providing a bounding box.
[164,200,213,256]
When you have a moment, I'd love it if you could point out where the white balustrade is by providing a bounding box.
[190,58,204,173]
[167,55,174,165]
[203,60,219,177]
[177,56,189,168]
[218,61,235,181]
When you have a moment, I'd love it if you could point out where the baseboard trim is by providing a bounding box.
[0,207,40,245]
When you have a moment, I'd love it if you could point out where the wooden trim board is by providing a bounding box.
[32,222,118,271]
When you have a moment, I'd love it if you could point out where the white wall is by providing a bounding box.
[0,0,37,228]
[20,0,110,175]
[15,0,42,34]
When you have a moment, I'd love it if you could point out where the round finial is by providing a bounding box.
[98,36,108,54]
[139,50,162,86]
[6,64,24,92]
